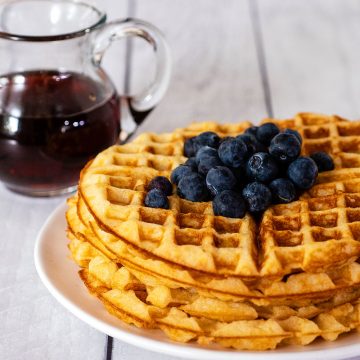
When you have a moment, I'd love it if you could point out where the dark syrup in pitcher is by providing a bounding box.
[0,70,123,194]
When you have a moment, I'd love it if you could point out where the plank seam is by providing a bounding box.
[105,336,114,360]
[105,0,137,358]
[249,0,274,118]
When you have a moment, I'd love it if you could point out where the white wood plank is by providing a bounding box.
[0,187,106,360]
[112,0,265,356]
[112,342,184,360]
[258,0,360,119]
[0,1,130,359]
[127,0,267,134]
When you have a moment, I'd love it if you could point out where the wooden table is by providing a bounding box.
[1,0,360,359]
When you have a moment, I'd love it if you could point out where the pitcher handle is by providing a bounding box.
[91,18,172,142]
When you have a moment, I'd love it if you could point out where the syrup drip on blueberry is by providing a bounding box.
[145,123,334,219]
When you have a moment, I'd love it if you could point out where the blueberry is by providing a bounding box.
[206,166,237,196]
[236,133,266,153]
[195,146,218,164]
[269,178,297,204]
[184,137,196,157]
[246,152,279,183]
[269,133,301,164]
[245,126,258,137]
[184,157,197,170]
[242,182,272,213]
[193,131,220,152]
[147,176,173,196]
[287,156,318,189]
[236,134,256,154]
[310,152,334,172]
[213,190,247,218]
[145,189,169,209]
[218,138,248,168]
[170,165,194,185]
[284,129,302,145]
[256,123,280,146]
[198,156,223,176]
[177,173,210,202]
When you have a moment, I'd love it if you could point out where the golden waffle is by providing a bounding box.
[68,229,360,350]
[79,113,360,278]
[68,195,360,306]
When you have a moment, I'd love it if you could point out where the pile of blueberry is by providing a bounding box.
[144,123,334,218]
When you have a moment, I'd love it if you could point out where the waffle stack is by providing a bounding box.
[66,113,360,350]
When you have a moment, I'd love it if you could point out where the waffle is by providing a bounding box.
[68,228,360,350]
[68,195,360,306]
[69,112,360,350]
[79,113,360,278]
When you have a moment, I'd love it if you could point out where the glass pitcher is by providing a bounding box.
[0,0,171,196]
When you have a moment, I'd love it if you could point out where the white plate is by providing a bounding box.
[34,202,360,360]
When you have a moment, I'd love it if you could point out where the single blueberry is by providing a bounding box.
[244,126,258,137]
[242,182,272,213]
[269,133,301,164]
[177,173,210,202]
[144,189,169,209]
[284,129,302,145]
[193,131,220,152]
[236,134,256,155]
[269,178,297,204]
[287,156,318,189]
[236,133,266,153]
[170,165,194,185]
[310,152,334,172]
[195,146,218,164]
[184,157,197,170]
[213,190,247,218]
[198,156,223,176]
[256,123,280,146]
[206,166,237,196]
[246,152,279,183]
[147,176,173,196]
[218,138,248,168]
[184,137,196,157]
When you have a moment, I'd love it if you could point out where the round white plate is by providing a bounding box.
[34,202,360,360]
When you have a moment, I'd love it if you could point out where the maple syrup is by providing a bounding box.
[0,70,123,195]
